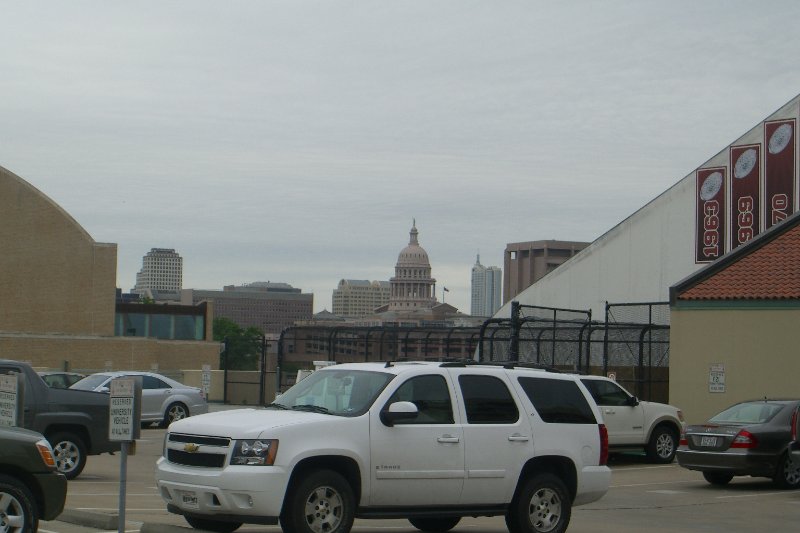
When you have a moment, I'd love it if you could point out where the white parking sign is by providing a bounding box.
[109,377,141,441]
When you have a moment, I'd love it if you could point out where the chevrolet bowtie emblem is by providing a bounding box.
[184,443,200,453]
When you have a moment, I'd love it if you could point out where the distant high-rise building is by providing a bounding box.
[470,254,502,317]
[503,240,589,303]
[332,280,390,318]
[133,248,183,294]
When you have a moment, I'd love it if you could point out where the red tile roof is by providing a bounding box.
[679,224,800,300]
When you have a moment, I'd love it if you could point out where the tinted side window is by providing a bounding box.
[386,375,454,424]
[581,379,630,406]
[142,375,169,389]
[458,375,519,424]
[518,377,597,424]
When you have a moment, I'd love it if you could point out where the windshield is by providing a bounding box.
[69,374,111,391]
[272,369,394,417]
[709,401,785,425]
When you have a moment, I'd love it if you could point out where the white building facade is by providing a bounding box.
[133,248,183,294]
[332,279,390,318]
[471,254,502,317]
[497,95,800,319]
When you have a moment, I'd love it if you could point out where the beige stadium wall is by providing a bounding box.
[0,166,116,336]
[670,306,800,424]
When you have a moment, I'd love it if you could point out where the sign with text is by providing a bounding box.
[109,377,142,442]
[729,144,761,249]
[709,364,726,393]
[0,374,22,427]
[764,119,796,230]
[696,167,727,263]
[201,364,211,397]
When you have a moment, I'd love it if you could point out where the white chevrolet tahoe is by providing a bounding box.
[579,376,685,463]
[156,361,611,533]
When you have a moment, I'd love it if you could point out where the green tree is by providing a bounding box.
[213,317,263,371]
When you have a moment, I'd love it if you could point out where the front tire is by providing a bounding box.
[646,426,678,464]
[505,473,571,533]
[281,469,355,533]
[0,474,38,533]
[408,516,461,532]
[773,453,800,489]
[702,472,733,486]
[48,432,87,480]
[184,516,242,533]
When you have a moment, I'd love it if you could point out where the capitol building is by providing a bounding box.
[369,221,466,325]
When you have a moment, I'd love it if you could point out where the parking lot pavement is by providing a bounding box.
[40,410,800,533]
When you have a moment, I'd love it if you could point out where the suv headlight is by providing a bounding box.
[230,439,278,466]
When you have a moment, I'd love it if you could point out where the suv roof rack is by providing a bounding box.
[439,360,565,373]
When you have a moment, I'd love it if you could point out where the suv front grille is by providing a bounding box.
[168,449,226,467]
[167,432,231,468]
[169,433,231,446]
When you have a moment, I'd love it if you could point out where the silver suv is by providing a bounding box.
[157,361,611,533]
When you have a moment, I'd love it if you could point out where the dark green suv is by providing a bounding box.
[0,425,67,532]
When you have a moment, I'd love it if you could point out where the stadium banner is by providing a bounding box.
[696,167,726,263]
[764,119,796,230]
[729,144,761,249]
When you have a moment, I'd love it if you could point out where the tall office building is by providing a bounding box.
[133,248,183,294]
[470,254,502,317]
[332,279,390,318]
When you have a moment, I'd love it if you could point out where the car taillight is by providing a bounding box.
[599,424,609,465]
[791,409,799,441]
[679,432,687,446]
[730,430,758,449]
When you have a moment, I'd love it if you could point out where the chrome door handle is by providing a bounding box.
[508,434,530,442]
[437,435,460,444]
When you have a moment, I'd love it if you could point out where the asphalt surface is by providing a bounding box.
[39,404,800,533]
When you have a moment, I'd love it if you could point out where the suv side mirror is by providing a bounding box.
[380,401,418,427]
[627,395,640,407]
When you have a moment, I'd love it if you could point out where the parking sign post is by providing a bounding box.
[109,377,142,533]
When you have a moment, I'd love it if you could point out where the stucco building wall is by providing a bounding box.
[669,306,800,423]
[1,166,116,336]
[0,165,220,371]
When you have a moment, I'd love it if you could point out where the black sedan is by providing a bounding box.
[677,399,800,488]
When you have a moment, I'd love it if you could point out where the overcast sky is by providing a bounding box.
[3,1,800,313]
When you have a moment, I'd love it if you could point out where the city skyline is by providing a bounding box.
[3,2,800,313]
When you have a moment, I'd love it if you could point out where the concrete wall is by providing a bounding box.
[0,166,117,336]
[0,333,221,373]
[669,306,800,424]
[496,96,800,319]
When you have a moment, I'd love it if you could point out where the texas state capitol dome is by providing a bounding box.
[388,221,437,311]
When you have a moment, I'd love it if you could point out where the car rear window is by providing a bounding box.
[518,377,598,424]
[709,402,785,424]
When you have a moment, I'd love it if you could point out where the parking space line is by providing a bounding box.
[715,491,786,499]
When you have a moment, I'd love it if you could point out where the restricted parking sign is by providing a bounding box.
[109,377,142,441]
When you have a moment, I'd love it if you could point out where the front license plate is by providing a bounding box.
[181,492,198,509]
[700,436,717,447]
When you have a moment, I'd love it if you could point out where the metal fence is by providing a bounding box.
[225,301,672,405]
